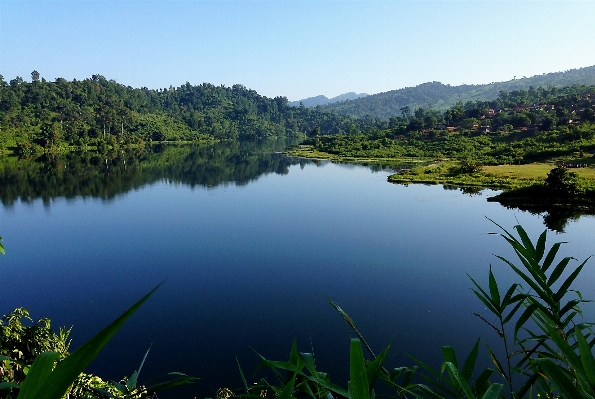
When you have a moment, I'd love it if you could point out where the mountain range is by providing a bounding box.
[288,92,368,107]
[315,65,595,120]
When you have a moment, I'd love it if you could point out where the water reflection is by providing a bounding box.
[0,139,308,206]
[2,140,594,232]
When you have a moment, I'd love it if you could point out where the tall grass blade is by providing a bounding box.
[19,283,162,399]
[237,357,249,393]
[349,339,370,399]
[278,374,297,399]
[146,373,199,394]
[366,345,389,393]
[16,352,61,399]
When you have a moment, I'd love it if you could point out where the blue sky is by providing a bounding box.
[1,1,595,101]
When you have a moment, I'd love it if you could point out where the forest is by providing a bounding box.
[0,72,359,156]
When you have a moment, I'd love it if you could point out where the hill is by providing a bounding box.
[288,92,368,107]
[323,65,595,120]
[0,73,358,155]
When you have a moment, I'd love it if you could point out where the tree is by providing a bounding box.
[31,70,40,82]
[545,166,580,195]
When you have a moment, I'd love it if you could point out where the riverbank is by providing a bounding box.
[285,144,595,211]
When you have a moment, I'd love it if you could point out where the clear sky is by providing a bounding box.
[1,1,595,101]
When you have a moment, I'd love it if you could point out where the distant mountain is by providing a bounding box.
[289,92,368,107]
[323,65,595,120]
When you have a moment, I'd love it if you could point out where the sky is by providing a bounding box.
[1,1,595,101]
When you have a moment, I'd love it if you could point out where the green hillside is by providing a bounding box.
[323,65,595,120]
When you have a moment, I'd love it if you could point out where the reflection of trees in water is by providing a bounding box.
[0,139,308,206]
[501,204,591,233]
[442,184,593,231]
[442,184,484,196]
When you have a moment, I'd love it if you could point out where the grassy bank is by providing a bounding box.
[285,144,433,167]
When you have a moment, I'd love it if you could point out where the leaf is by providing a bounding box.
[542,242,562,272]
[547,256,573,287]
[488,266,501,309]
[441,346,458,369]
[555,257,591,302]
[461,339,480,383]
[514,303,538,341]
[533,358,583,399]
[487,346,508,382]
[236,357,249,393]
[443,362,475,399]
[0,382,20,390]
[20,283,162,399]
[471,368,494,396]
[496,255,549,301]
[535,230,547,263]
[146,374,200,394]
[576,327,595,386]
[349,339,370,399]
[480,383,503,399]
[366,345,389,393]
[279,373,297,399]
[17,352,61,399]
[515,224,536,258]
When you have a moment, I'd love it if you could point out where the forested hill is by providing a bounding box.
[0,73,356,154]
[323,65,595,120]
[288,92,368,107]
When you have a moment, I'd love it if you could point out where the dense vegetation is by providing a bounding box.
[0,72,360,156]
[323,65,595,119]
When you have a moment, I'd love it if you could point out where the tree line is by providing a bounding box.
[0,72,361,155]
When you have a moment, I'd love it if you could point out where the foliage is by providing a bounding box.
[0,73,362,154]
[0,308,71,395]
[545,166,581,194]
[0,284,197,399]
[237,222,593,399]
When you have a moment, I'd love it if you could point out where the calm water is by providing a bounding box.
[1,141,595,397]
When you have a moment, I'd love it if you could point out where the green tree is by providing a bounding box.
[545,166,580,194]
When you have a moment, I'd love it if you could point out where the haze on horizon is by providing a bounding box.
[1,1,595,102]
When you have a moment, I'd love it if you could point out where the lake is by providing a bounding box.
[1,140,595,398]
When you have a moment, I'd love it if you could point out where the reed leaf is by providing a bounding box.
[555,257,591,302]
[535,230,547,263]
[576,327,595,387]
[542,241,563,272]
[443,362,475,399]
[532,358,584,399]
[17,284,161,399]
[547,256,573,287]
[349,339,370,399]
[461,339,480,383]
[488,266,501,308]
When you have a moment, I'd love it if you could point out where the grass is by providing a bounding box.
[285,145,432,166]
